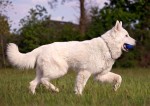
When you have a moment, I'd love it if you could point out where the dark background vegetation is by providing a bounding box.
[0,0,150,68]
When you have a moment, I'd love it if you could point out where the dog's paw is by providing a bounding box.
[29,86,36,94]
[113,83,120,91]
[52,87,59,92]
[113,75,122,91]
[75,92,82,95]
[74,89,82,95]
[55,88,59,92]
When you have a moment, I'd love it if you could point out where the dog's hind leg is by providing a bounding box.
[95,72,122,91]
[41,77,59,92]
[40,57,68,93]
[29,67,42,94]
[74,70,91,95]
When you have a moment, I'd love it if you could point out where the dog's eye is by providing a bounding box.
[125,35,128,37]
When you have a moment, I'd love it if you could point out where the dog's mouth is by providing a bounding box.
[122,43,134,52]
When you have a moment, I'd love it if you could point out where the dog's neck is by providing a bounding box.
[101,37,122,60]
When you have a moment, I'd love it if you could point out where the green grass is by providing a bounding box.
[0,68,150,106]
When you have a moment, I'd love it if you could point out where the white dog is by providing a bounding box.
[7,20,136,95]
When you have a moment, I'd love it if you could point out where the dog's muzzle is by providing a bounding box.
[123,43,135,52]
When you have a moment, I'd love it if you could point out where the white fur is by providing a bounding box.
[7,20,136,95]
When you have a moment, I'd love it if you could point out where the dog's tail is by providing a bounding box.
[7,43,41,69]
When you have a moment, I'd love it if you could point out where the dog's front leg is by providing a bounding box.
[74,70,91,95]
[95,72,122,91]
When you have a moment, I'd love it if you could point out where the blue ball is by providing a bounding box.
[125,44,134,50]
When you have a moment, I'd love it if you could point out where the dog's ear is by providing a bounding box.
[114,20,122,31]
[120,21,122,26]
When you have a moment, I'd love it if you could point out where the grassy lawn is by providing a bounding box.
[0,68,150,106]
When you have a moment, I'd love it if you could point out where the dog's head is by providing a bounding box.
[101,20,136,59]
[102,20,136,52]
[113,20,136,52]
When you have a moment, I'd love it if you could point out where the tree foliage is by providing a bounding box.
[17,5,80,52]
[0,0,11,68]
[0,0,12,15]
